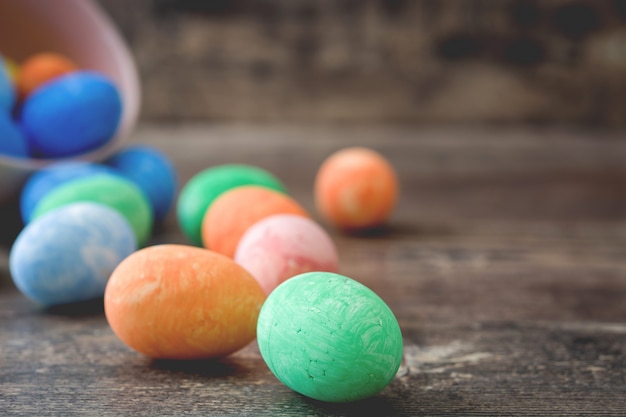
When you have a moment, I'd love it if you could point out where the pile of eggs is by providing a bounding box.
[10,145,177,306]
[0,52,122,159]
[5,58,403,403]
[2,50,173,307]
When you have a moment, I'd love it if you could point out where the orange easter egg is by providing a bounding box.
[104,244,266,359]
[315,147,398,230]
[202,185,309,258]
[17,52,79,99]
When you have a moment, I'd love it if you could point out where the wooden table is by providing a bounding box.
[1,125,625,416]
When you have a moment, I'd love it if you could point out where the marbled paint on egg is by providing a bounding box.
[202,185,308,258]
[257,272,403,402]
[31,173,153,245]
[10,202,137,306]
[177,164,286,246]
[235,214,339,294]
[104,244,266,359]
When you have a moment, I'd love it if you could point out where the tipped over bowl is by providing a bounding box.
[0,0,140,203]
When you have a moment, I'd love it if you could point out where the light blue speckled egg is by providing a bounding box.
[9,202,137,306]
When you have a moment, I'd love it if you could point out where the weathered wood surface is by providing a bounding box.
[94,0,626,126]
[1,125,626,416]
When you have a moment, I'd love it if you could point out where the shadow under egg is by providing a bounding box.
[42,296,105,317]
[148,355,253,379]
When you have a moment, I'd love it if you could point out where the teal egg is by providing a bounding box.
[257,272,403,403]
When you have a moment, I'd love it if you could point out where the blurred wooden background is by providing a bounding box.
[96,0,626,126]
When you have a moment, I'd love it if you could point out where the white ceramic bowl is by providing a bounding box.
[0,0,140,203]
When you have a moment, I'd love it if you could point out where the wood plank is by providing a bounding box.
[1,125,625,416]
[94,0,626,126]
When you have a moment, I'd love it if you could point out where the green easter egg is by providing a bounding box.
[257,272,403,403]
[177,164,286,246]
[32,174,153,245]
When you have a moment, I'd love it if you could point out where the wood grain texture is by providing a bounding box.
[93,0,626,126]
[1,125,626,416]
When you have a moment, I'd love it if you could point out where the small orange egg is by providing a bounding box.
[202,185,309,258]
[17,52,78,99]
[315,147,398,230]
[104,244,266,359]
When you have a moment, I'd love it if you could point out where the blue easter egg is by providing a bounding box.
[0,55,16,112]
[9,202,137,306]
[20,161,116,223]
[0,111,29,158]
[106,145,178,221]
[20,71,122,158]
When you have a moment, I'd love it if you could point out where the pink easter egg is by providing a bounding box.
[234,214,339,295]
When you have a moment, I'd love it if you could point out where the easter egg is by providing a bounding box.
[0,54,16,111]
[4,56,19,82]
[9,202,137,306]
[202,185,309,258]
[20,71,122,158]
[20,161,115,223]
[106,145,177,221]
[315,147,398,230]
[17,52,78,99]
[104,244,266,359]
[257,272,403,402]
[32,173,152,245]
[177,164,286,246]
[235,214,339,294]
[0,111,28,158]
